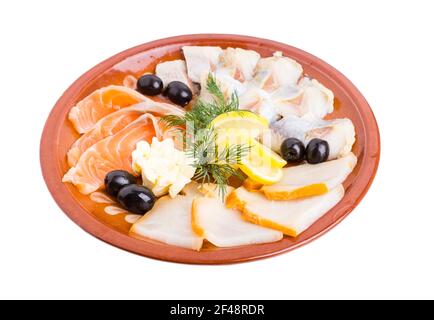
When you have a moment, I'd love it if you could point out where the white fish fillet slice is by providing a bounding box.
[270,86,303,105]
[255,51,303,90]
[297,77,334,118]
[239,86,303,123]
[270,115,315,142]
[155,60,191,88]
[199,70,245,103]
[130,183,203,251]
[306,118,356,159]
[220,48,261,82]
[268,115,356,160]
[192,186,283,247]
[270,78,333,119]
[182,46,223,82]
[261,153,357,199]
[227,185,345,237]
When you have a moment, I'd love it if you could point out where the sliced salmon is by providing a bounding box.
[68,85,147,134]
[67,108,142,167]
[66,101,185,167]
[63,114,163,194]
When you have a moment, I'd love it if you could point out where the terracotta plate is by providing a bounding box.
[40,34,380,264]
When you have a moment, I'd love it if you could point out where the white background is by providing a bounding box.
[1,0,433,300]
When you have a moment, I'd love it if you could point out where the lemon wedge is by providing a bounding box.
[239,157,283,185]
[215,128,251,146]
[215,130,286,184]
[238,138,285,185]
[211,111,285,185]
[211,111,269,136]
[248,138,286,168]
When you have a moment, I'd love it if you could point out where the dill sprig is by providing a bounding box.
[161,74,240,132]
[160,74,248,198]
[187,129,249,197]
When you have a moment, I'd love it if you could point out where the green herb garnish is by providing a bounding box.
[187,128,250,197]
[161,74,240,132]
[161,74,249,198]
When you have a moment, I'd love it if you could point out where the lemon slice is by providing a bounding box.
[211,111,269,136]
[216,133,286,184]
[215,128,251,146]
[239,141,284,185]
[248,138,286,168]
[211,111,284,184]
[239,158,283,185]
[216,134,286,167]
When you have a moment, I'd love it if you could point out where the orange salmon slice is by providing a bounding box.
[63,114,163,194]
[68,85,147,134]
[66,101,185,167]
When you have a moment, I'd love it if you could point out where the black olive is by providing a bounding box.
[280,138,305,163]
[137,74,163,96]
[117,185,155,215]
[104,170,136,197]
[306,138,330,164]
[164,81,193,106]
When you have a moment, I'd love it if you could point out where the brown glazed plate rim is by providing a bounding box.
[40,34,380,264]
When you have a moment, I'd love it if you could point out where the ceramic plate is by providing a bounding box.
[40,34,380,264]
